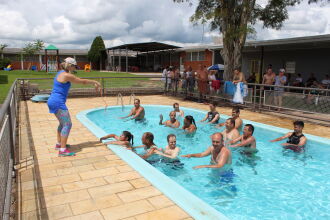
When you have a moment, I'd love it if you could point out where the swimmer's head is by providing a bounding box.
[243,124,254,136]
[142,132,154,147]
[211,133,223,148]
[169,111,176,120]
[134,98,140,107]
[225,118,235,130]
[173,103,179,111]
[293,121,304,133]
[121,131,134,145]
[167,134,176,149]
[184,115,196,128]
[209,101,217,111]
[232,107,240,117]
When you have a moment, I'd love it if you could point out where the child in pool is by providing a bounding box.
[99,131,134,149]
[155,134,180,159]
[133,132,159,159]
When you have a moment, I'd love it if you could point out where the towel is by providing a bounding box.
[233,82,247,104]
[224,81,236,95]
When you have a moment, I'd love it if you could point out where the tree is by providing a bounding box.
[0,44,8,58]
[0,44,10,70]
[22,39,44,70]
[88,36,106,70]
[174,0,326,80]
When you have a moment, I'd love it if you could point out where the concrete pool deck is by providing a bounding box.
[17,95,330,220]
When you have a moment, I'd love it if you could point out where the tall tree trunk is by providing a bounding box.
[219,0,255,81]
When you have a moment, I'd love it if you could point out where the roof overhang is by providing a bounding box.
[106,42,181,53]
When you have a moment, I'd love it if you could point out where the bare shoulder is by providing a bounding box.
[62,72,74,79]
[223,147,231,155]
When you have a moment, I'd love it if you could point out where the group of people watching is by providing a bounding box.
[248,66,330,109]
[99,99,307,171]
[162,65,248,103]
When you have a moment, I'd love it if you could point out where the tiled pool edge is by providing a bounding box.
[76,106,229,220]
[77,105,330,220]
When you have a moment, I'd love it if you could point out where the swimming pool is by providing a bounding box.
[77,105,330,220]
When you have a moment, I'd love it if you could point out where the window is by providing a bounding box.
[285,61,295,74]
[186,51,205,61]
[198,51,205,61]
[191,52,198,61]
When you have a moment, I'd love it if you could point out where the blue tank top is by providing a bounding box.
[47,70,71,113]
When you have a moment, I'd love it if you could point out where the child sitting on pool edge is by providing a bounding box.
[133,132,159,159]
[99,131,134,149]
[155,134,180,160]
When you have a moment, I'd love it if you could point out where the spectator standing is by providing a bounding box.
[209,70,220,94]
[196,64,209,102]
[274,69,287,110]
[186,66,195,93]
[262,68,276,89]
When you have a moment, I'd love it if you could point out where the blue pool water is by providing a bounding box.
[85,105,330,220]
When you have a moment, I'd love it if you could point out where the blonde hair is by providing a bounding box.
[60,62,73,72]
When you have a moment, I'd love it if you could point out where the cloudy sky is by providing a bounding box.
[0,0,329,49]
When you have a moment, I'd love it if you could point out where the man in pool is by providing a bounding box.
[216,107,243,130]
[173,103,184,119]
[159,111,180,128]
[230,124,257,153]
[181,133,232,169]
[120,98,145,121]
[155,134,180,159]
[221,118,240,143]
[270,120,307,152]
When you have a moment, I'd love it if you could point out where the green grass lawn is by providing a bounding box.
[0,70,162,103]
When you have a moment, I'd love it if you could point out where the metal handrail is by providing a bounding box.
[0,80,17,220]
[17,76,164,80]
[0,80,17,123]
[246,83,330,92]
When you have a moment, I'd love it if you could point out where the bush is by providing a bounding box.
[0,75,8,84]
[0,57,11,70]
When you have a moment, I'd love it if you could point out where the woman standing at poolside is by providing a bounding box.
[47,57,101,156]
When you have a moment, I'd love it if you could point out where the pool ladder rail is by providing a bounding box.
[129,93,136,105]
[117,93,124,111]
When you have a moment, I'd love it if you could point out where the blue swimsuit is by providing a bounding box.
[47,70,71,113]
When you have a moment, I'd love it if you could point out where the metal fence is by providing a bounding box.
[16,76,330,123]
[0,80,18,220]
[164,78,330,123]
[18,76,165,100]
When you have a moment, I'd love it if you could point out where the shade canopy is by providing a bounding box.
[107,42,180,52]
[208,64,224,71]
[45,44,59,50]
